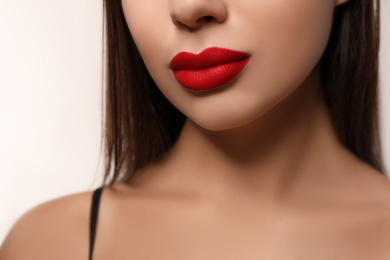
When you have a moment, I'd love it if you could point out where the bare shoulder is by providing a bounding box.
[355,166,390,205]
[0,189,96,260]
[349,166,390,258]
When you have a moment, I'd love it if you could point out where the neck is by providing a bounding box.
[135,67,359,206]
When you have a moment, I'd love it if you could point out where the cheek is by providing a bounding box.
[250,0,334,82]
[122,0,171,66]
[223,0,335,117]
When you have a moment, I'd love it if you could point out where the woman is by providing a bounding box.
[1,0,390,259]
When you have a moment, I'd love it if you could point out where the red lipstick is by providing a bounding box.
[169,47,251,91]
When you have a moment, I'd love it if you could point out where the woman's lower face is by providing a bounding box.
[122,0,344,131]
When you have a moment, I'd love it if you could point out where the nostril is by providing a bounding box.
[196,15,215,24]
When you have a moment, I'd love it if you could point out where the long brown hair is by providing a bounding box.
[101,0,384,185]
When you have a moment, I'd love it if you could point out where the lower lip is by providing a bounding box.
[172,58,250,91]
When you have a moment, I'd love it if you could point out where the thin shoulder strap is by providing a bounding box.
[88,186,104,260]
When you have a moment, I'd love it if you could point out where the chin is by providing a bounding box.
[188,109,264,132]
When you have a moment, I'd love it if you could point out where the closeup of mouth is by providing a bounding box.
[169,47,251,91]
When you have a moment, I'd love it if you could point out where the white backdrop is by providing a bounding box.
[0,0,389,243]
[0,0,104,243]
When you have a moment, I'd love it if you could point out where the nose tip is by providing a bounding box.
[170,0,227,30]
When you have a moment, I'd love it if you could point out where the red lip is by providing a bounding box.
[169,47,251,91]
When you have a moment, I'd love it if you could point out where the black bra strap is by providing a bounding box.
[89,186,104,260]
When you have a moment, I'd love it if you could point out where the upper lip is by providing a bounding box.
[169,47,251,71]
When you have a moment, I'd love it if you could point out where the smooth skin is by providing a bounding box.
[2,0,390,259]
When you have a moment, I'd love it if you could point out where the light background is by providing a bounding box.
[0,0,389,243]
